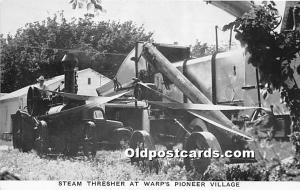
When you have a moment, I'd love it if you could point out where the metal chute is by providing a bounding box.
[136,43,254,141]
[206,1,252,17]
[141,43,235,125]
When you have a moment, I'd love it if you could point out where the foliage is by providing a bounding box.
[0,13,153,92]
[191,40,237,58]
[191,41,212,58]
[223,1,300,154]
[223,1,287,87]
[69,0,104,13]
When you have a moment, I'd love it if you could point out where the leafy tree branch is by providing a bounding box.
[223,1,300,155]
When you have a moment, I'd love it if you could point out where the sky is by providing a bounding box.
[0,0,286,46]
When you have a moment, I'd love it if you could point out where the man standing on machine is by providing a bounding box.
[36,75,49,98]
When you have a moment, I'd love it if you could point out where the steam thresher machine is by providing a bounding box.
[11,53,132,156]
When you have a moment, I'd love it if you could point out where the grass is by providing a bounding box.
[0,143,187,180]
[0,139,299,180]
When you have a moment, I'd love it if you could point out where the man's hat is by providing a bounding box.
[37,75,45,82]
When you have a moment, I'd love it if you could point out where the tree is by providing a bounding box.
[191,40,234,58]
[191,41,211,58]
[0,13,153,92]
[69,0,104,12]
[223,1,300,155]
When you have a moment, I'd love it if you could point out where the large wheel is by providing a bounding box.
[184,132,222,174]
[175,118,208,144]
[32,87,43,116]
[27,87,34,115]
[12,111,35,152]
[27,87,43,116]
[12,111,36,152]
[188,118,208,132]
[113,128,132,149]
[11,111,22,149]
[129,130,155,163]
[20,116,36,152]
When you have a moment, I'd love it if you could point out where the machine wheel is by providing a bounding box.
[176,118,208,143]
[82,121,97,157]
[27,87,43,116]
[27,87,34,115]
[33,87,43,116]
[11,111,22,149]
[113,128,132,149]
[183,132,222,174]
[12,111,35,152]
[27,87,45,116]
[20,117,35,152]
[129,130,155,164]
[188,118,208,132]
[34,120,49,154]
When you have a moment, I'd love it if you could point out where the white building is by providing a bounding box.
[0,68,111,136]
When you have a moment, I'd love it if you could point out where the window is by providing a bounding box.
[88,78,91,85]
[94,110,104,119]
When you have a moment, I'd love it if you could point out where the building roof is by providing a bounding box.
[0,93,8,97]
[0,68,110,102]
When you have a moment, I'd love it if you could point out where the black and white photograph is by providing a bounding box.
[0,0,300,187]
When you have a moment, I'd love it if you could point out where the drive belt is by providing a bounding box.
[138,82,254,140]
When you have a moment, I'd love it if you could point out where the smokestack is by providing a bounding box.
[61,53,78,94]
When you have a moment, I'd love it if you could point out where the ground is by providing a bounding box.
[0,140,187,180]
[0,139,299,180]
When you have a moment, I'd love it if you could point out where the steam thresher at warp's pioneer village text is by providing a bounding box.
[11,53,133,156]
